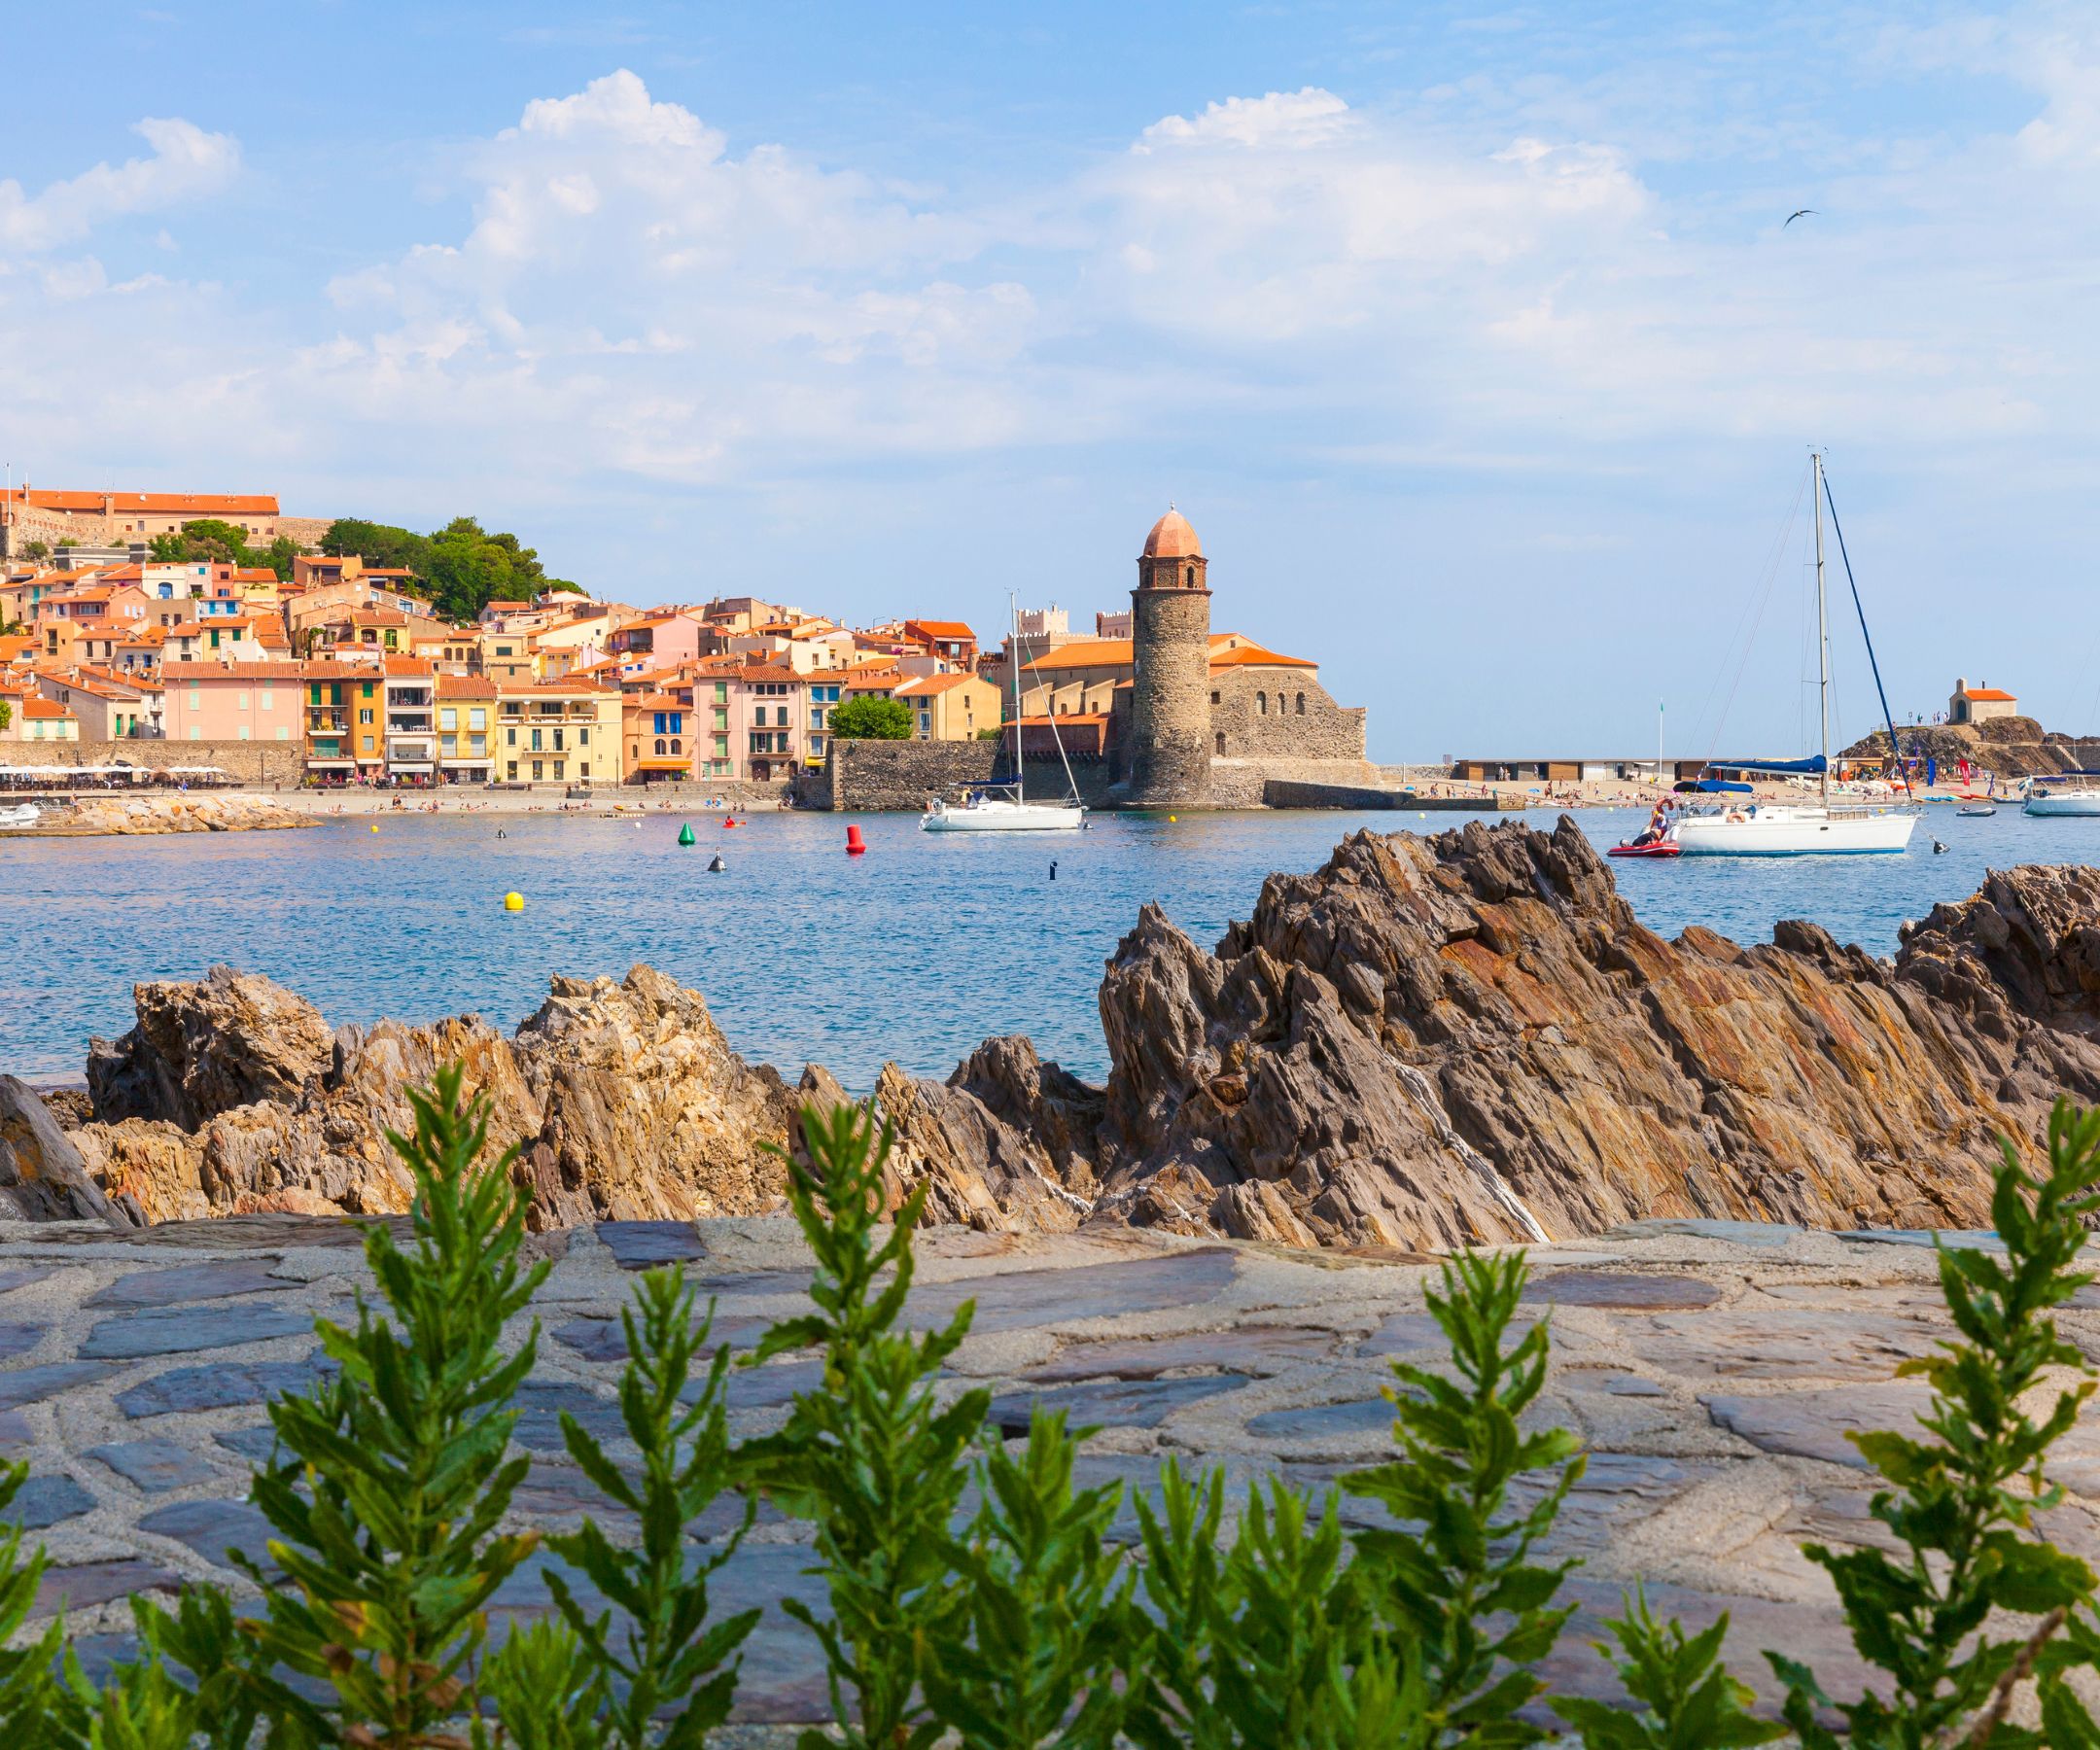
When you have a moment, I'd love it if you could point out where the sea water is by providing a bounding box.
[0,804,2083,1088]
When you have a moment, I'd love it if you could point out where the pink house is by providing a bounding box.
[162,660,304,745]
[608,610,711,667]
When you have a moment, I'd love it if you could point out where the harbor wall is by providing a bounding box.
[0,739,305,786]
[808,740,1128,812]
[1261,776,1529,812]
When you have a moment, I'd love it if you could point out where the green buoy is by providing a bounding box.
[677,822,695,846]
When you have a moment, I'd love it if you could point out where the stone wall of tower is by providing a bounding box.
[1126,583,1213,806]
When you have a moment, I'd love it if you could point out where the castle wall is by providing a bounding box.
[1209,668,1366,762]
[1126,586,1212,806]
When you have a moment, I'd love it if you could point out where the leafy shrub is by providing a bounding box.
[1776,1098,2100,1748]
[238,1066,549,1744]
[739,1102,990,1749]
[544,1266,759,1750]
[1345,1247,1584,1744]
[921,1404,1132,1749]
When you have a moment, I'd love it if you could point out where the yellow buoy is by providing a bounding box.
[1169,815,1177,822]
[369,823,379,833]
[504,892,524,912]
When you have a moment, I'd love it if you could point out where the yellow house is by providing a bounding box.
[496,678,624,786]
[894,671,1001,741]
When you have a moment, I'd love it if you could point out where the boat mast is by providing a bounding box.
[1007,591,1025,804]
[1813,449,1831,809]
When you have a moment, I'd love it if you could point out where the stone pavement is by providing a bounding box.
[3,1210,2087,1728]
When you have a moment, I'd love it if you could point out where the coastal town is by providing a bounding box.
[0,488,1375,807]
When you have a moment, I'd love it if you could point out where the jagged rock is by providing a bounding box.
[69,1120,208,1225]
[0,1078,134,1230]
[948,1036,1105,1196]
[88,966,334,1130]
[511,967,795,1225]
[58,823,2100,1249]
[1072,820,2100,1249]
[869,1064,1085,1235]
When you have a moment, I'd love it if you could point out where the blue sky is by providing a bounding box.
[5,2,2098,759]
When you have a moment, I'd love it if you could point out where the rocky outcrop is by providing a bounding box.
[1066,821,2100,1249]
[510,968,796,1225]
[0,1076,137,1229]
[21,795,315,836]
[1842,716,2100,782]
[88,964,336,1129]
[55,821,2100,1248]
[76,967,793,1229]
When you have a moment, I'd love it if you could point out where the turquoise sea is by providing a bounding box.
[2,804,2089,1087]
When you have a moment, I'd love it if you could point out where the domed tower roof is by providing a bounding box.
[1142,508,1203,560]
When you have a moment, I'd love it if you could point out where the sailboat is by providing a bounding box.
[921,595,1086,833]
[1669,452,1920,857]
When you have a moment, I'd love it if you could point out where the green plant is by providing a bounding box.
[922,1405,1131,1749]
[742,1102,991,1750]
[1773,1100,2100,1748]
[826,695,913,740]
[0,1462,76,1737]
[1555,1589,1783,1750]
[1125,1464,1376,1749]
[238,1066,549,1747]
[544,1266,759,1750]
[474,1621,610,1750]
[21,541,49,562]
[116,1585,278,1750]
[1344,1248,1584,1746]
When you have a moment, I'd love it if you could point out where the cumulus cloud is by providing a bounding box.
[13,48,2100,550]
[0,117,238,252]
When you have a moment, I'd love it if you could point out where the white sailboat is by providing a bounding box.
[2024,777,2100,818]
[1670,452,1919,858]
[921,596,1086,833]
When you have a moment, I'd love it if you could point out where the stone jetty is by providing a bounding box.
[28,818,2100,1254]
[0,1208,2050,1728]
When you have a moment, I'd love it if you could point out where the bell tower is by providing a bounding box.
[1125,507,1213,808]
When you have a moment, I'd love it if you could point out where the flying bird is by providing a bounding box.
[1785,208,1817,227]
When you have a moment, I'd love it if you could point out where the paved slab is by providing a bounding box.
[0,1209,2076,1734]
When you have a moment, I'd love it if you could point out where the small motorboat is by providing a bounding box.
[0,803,42,830]
[1956,803,1997,818]
[1608,838,1682,858]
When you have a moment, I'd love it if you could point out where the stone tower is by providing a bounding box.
[1125,507,1212,807]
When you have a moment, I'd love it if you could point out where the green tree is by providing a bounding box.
[0,700,11,736]
[319,518,432,575]
[828,695,913,740]
[150,518,262,568]
[20,541,47,562]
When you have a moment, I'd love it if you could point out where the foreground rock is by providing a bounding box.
[32,819,2100,1247]
[1065,821,2100,1248]
[14,795,313,837]
[0,1078,133,1231]
[68,967,792,1228]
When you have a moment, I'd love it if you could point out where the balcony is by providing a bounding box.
[306,715,350,733]
[387,716,434,733]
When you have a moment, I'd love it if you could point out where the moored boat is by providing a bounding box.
[2023,777,2100,817]
[923,593,1086,834]
[1668,452,1918,858]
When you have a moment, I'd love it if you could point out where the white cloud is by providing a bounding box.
[0,117,238,252]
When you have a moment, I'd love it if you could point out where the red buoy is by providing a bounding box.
[846,824,867,855]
